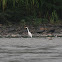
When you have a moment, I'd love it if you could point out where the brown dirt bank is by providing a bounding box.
[0,24,62,37]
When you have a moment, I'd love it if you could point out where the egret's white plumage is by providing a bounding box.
[25,27,32,38]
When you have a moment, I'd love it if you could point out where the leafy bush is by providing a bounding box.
[50,10,58,24]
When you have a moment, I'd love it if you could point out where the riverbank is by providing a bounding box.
[0,24,62,38]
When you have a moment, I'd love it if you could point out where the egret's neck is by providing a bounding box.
[27,28,29,32]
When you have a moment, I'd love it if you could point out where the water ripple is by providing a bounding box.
[0,38,62,62]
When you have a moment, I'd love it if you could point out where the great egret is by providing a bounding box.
[25,27,32,38]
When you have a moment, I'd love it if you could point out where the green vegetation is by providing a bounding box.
[0,0,62,26]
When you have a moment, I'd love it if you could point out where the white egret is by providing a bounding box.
[25,27,32,38]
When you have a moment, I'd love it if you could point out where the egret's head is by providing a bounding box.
[25,27,29,31]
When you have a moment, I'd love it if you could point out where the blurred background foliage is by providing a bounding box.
[0,0,62,26]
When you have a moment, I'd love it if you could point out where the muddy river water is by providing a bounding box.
[0,37,62,62]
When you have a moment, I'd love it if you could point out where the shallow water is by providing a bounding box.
[0,37,62,62]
